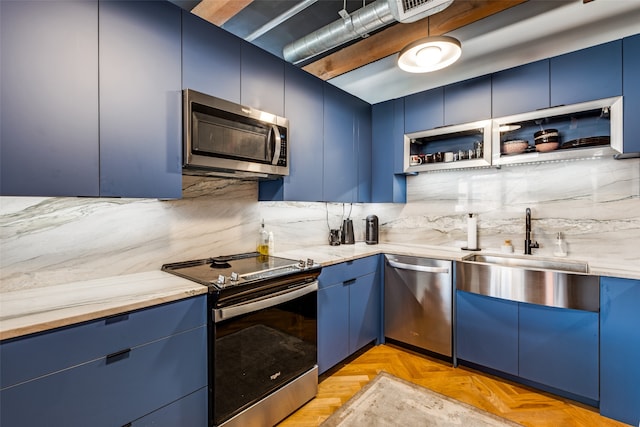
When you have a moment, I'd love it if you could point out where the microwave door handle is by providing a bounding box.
[270,124,282,165]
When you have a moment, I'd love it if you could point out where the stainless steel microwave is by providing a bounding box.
[183,89,289,179]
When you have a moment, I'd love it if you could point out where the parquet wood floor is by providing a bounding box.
[279,344,628,427]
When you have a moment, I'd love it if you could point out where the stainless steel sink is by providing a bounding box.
[462,254,588,273]
[458,254,597,312]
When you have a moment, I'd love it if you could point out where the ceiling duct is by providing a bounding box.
[283,0,454,64]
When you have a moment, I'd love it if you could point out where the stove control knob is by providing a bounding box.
[298,260,306,268]
[230,272,239,282]
[306,258,314,267]
[216,274,226,285]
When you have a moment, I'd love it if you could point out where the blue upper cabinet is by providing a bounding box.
[600,276,640,426]
[355,97,372,203]
[550,40,622,106]
[259,65,324,201]
[99,1,182,199]
[181,11,241,103]
[623,34,640,154]
[241,42,285,116]
[492,60,550,117]
[404,87,444,133]
[323,84,357,203]
[444,76,492,126]
[0,0,99,197]
[371,99,406,203]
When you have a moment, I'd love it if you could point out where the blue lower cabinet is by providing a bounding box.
[318,282,350,374]
[518,303,598,401]
[318,256,381,373]
[600,276,640,426]
[348,272,380,354]
[0,326,207,427]
[456,291,518,375]
[132,387,208,427]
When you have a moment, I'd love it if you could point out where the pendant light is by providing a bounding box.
[397,18,461,73]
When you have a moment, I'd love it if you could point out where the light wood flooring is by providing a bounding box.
[279,344,629,427]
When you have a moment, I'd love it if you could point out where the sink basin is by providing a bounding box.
[462,254,589,273]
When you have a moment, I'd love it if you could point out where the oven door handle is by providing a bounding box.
[214,281,318,323]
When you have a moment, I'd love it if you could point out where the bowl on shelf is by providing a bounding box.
[534,129,559,145]
[535,142,560,152]
[501,139,529,155]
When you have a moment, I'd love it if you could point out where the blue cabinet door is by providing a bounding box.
[456,291,518,375]
[349,272,380,354]
[99,0,182,198]
[404,87,444,133]
[550,40,622,106]
[0,0,99,197]
[241,42,285,116]
[518,303,598,401]
[492,60,550,117]
[355,97,372,203]
[0,327,207,427]
[259,65,324,201]
[323,84,357,202]
[132,387,208,427]
[623,34,640,154]
[600,276,640,426]
[444,76,491,126]
[181,11,241,103]
[371,99,406,203]
[317,283,349,374]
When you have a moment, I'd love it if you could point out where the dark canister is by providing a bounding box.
[365,215,379,245]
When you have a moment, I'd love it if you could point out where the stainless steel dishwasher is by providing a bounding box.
[384,254,453,358]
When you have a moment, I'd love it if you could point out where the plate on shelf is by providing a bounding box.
[560,136,610,149]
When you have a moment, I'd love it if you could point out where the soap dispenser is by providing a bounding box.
[553,232,568,257]
[257,220,269,255]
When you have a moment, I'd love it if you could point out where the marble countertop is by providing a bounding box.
[0,271,207,341]
[2,242,638,342]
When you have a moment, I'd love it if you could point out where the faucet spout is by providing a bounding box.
[524,208,539,255]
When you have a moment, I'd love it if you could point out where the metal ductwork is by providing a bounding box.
[283,0,454,65]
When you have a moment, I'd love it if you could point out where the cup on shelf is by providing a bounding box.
[409,155,423,166]
[444,152,454,162]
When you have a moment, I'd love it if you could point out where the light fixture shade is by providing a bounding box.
[397,35,462,73]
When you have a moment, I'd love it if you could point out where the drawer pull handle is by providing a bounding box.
[105,314,129,325]
[106,348,131,364]
[344,278,356,286]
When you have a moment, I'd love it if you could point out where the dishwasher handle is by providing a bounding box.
[387,259,450,274]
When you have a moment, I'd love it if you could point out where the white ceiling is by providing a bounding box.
[329,0,640,104]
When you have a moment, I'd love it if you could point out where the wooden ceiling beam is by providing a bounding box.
[192,0,254,26]
[302,0,528,80]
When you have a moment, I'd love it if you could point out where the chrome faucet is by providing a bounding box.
[524,208,539,255]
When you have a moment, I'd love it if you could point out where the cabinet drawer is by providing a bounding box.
[318,256,379,288]
[0,326,207,427]
[132,387,208,427]
[1,296,206,389]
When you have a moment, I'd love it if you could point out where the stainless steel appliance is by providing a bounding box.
[162,252,320,427]
[384,254,453,359]
[340,219,355,245]
[365,215,379,245]
[183,89,289,179]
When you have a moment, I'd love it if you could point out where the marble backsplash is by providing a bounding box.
[1,157,638,292]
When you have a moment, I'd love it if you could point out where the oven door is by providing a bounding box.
[212,281,318,426]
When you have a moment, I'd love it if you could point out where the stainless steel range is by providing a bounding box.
[162,252,321,427]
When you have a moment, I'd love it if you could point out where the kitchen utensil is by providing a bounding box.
[501,140,529,155]
[329,229,341,246]
[341,219,355,245]
[365,215,379,245]
[560,136,610,149]
[534,129,559,144]
[535,142,559,152]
